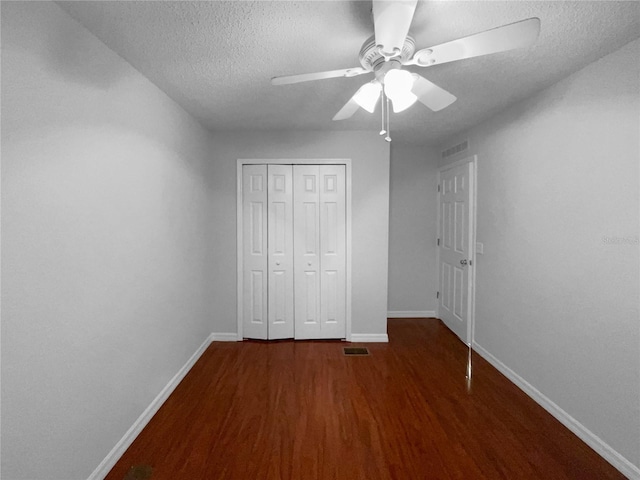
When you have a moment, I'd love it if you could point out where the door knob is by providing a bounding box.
[460,259,468,265]
[275,261,281,266]
[307,262,312,267]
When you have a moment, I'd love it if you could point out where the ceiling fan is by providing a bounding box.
[271,0,540,136]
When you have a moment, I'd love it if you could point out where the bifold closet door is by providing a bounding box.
[267,165,294,339]
[242,165,294,340]
[242,165,268,339]
[242,164,345,340]
[293,165,346,339]
[318,165,346,339]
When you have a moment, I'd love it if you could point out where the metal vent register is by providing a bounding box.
[343,347,370,356]
[441,139,469,159]
[123,465,153,480]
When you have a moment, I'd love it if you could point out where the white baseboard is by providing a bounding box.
[387,310,437,318]
[211,332,240,341]
[473,342,640,480]
[349,333,389,343]
[87,333,214,480]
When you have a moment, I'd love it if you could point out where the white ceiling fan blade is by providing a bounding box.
[372,0,418,58]
[332,92,362,121]
[411,74,456,111]
[408,17,541,67]
[271,67,368,86]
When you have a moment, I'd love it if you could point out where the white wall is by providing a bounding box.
[388,143,439,315]
[440,39,640,474]
[207,130,390,337]
[1,3,215,479]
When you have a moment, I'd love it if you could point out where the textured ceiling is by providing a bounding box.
[56,1,639,145]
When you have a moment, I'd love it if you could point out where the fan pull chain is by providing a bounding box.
[379,92,386,136]
[385,94,391,142]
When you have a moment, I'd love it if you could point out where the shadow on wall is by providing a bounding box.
[44,13,128,89]
[2,1,213,182]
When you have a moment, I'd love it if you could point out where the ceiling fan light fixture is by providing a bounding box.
[383,69,417,112]
[383,69,414,96]
[353,81,382,113]
[390,91,418,113]
[272,9,541,134]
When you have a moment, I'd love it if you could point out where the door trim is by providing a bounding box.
[436,155,477,345]
[236,159,353,341]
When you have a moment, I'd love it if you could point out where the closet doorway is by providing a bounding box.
[236,160,352,341]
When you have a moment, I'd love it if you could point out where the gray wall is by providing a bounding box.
[388,143,439,315]
[1,3,215,479]
[207,130,390,337]
[440,39,640,471]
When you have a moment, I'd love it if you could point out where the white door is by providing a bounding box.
[267,165,295,339]
[318,165,346,339]
[293,165,346,339]
[293,166,321,339]
[438,160,474,344]
[242,165,268,339]
[242,164,347,340]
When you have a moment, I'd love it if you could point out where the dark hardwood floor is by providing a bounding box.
[106,318,625,480]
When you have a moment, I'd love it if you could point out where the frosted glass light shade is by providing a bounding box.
[384,69,414,97]
[384,69,417,112]
[353,82,382,113]
[391,91,418,113]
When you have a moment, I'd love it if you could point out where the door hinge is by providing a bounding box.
[437,184,441,192]
[436,291,440,299]
[469,259,473,266]
[437,238,440,246]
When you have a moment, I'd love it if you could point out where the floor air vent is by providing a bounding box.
[343,347,369,356]
[123,465,153,480]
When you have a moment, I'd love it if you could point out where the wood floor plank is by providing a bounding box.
[105,319,626,480]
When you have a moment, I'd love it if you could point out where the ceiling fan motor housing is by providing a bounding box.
[359,34,416,76]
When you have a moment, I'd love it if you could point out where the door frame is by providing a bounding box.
[236,158,353,341]
[436,155,477,345]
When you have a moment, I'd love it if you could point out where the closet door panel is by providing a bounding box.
[293,165,321,339]
[242,165,268,339]
[319,165,346,338]
[267,165,294,339]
